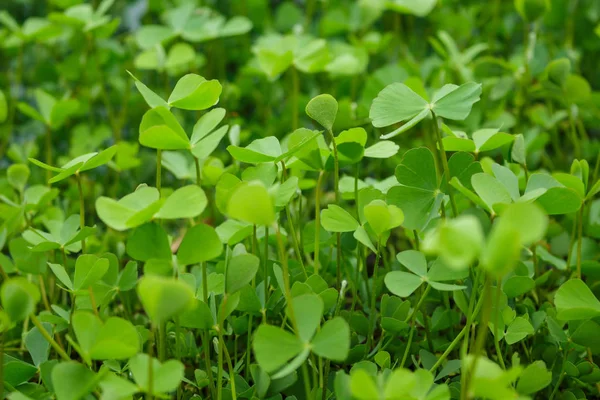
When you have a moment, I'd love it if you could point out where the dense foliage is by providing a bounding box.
[2,0,600,399]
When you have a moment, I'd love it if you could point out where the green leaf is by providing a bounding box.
[7,164,30,192]
[177,224,222,265]
[422,215,484,271]
[1,278,41,322]
[517,361,552,395]
[137,275,194,323]
[72,311,139,360]
[227,181,275,226]
[370,83,429,128]
[99,372,139,400]
[126,223,172,262]
[387,0,438,17]
[384,271,423,297]
[24,322,52,366]
[96,186,160,231]
[52,362,97,400]
[311,317,350,361]
[226,253,259,294]
[253,324,303,374]
[555,279,600,321]
[471,173,512,212]
[395,147,438,191]
[129,354,184,394]
[350,369,379,400]
[396,250,427,276]
[179,299,213,330]
[305,94,338,131]
[363,199,404,236]
[73,255,109,290]
[505,317,534,344]
[432,82,482,120]
[496,202,548,246]
[321,204,360,232]
[168,74,222,110]
[290,293,323,343]
[364,141,399,158]
[155,185,207,219]
[139,107,189,150]
[127,70,169,109]
[227,137,282,164]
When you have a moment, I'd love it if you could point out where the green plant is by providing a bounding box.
[1,1,600,400]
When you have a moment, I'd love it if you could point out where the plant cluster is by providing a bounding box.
[1,0,600,399]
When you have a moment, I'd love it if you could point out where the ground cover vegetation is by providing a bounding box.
[1,0,600,399]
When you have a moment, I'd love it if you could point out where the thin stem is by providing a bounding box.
[327,129,342,288]
[274,222,312,400]
[194,157,202,187]
[493,283,506,369]
[158,323,166,362]
[281,162,307,278]
[219,329,237,400]
[76,173,86,253]
[322,281,348,400]
[45,126,52,183]
[549,353,567,400]
[462,276,493,400]
[156,150,162,195]
[201,261,216,398]
[147,329,154,400]
[400,285,432,368]
[367,241,381,351]
[175,318,182,400]
[429,290,485,373]
[291,67,299,130]
[30,314,70,361]
[431,114,458,217]
[314,171,325,275]
[577,205,583,279]
[566,215,577,270]
[263,225,270,312]
[567,108,581,159]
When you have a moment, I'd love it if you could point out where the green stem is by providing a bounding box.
[431,114,458,217]
[175,317,182,400]
[158,323,166,362]
[263,225,270,313]
[201,261,216,398]
[327,129,342,288]
[367,242,382,351]
[549,353,567,400]
[291,67,299,130]
[400,285,432,368]
[493,283,506,369]
[76,173,86,253]
[567,108,581,159]
[462,276,493,400]
[281,161,307,278]
[321,281,348,399]
[30,314,70,361]
[274,222,313,398]
[566,215,577,270]
[577,205,583,279]
[147,328,154,400]
[195,157,202,187]
[156,150,162,195]
[219,329,237,400]
[314,171,324,275]
[45,126,52,183]
[429,290,485,373]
